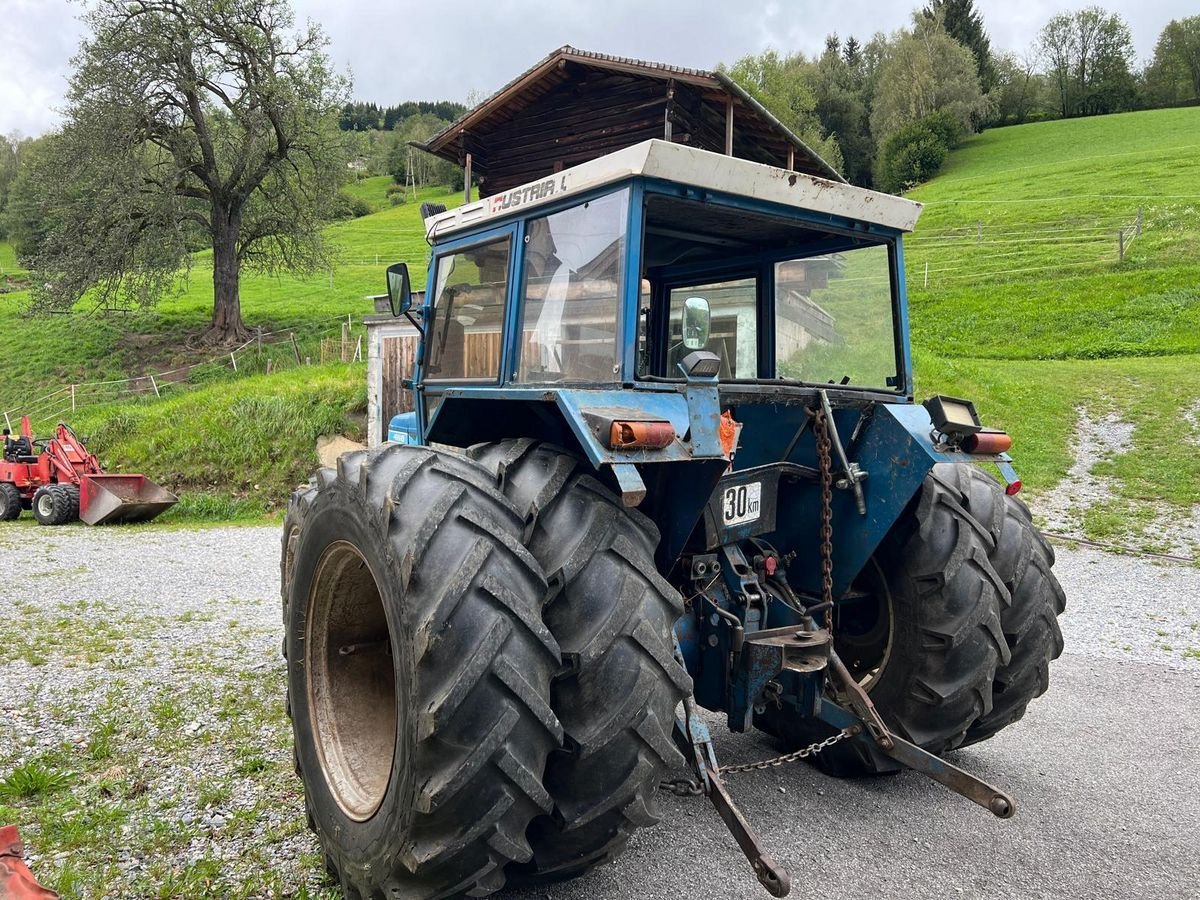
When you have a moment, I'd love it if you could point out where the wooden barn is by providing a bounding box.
[364,47,845,446]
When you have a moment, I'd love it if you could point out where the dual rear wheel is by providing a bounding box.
[281,442,689,898]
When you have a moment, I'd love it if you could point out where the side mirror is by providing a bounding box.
[682,296,711,350]
[386,262,412,317]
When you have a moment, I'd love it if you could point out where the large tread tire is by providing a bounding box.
[757,464,1012,774]
[281,444,564,899]
[0,483,21,521]
[936,464,1066,745]
[469,440,691,882]
[32,485,72,526]
[61,485,81,522]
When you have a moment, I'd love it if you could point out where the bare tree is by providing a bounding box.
[20,0,350,342]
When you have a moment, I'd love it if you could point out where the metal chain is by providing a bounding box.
[811,405,835,632]
[657,727,858,795]
[717,727,857,775]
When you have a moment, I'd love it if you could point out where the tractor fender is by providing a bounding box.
[424,386,727,467]
[423,386,731,567]
[787,401,989,599]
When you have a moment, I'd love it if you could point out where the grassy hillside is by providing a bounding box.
[0,183,459,411]
[905,107,1200,360]
[907,107,1200,549]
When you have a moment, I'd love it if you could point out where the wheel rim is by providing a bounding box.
[306,540,397,821]
[834,557,894,690]
[36,493,54,518]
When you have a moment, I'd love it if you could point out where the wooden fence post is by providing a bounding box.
[150,375,160,397]
[342,322,350,362]
[71,385,76,412]
[290,333,302,364]
[230,352,238,372]
[266,358,274,375]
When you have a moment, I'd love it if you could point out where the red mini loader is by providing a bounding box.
[0,416,176,525]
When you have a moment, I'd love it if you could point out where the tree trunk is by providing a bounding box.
[208,204,248,343]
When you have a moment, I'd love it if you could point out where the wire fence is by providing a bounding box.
[0,313,368,431]
[904,208,1153,290]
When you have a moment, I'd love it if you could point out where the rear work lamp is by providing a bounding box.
[923,395,982,439]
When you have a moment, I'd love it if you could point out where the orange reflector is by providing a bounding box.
[1005,480,1022,496]
[610,420,676,450]
[962,430,1013,454]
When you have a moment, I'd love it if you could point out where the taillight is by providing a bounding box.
[1005,480,1022,496]
[609,420,676,450]
[962,430,1013,454]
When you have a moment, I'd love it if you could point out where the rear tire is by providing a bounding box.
[0,483,21,521]
[32,485,73,526]
[469,440,691,882]
[282,445,563,898]
[757,464,1012,775]
[936,465,1066,745]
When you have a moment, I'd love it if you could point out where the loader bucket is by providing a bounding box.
[79,474,178,525]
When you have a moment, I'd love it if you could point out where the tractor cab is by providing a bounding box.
[385,141,1006,578]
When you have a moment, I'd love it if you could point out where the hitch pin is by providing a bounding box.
[819,390,866,515]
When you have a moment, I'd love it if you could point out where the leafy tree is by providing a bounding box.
[1143,17,1200,104]
[0,135,30,239]
[721,50,844,175]
[1039,7,1136,117]
[990,48,1050,125]
[19,0,349,341]
[922,0,996,92]
[869,20,989,146]
[810,39,874,185]
[4,136,58,257]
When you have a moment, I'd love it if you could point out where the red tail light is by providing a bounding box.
[1005,480,1022,496]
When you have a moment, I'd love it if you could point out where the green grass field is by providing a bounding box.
[907,106,1200,550]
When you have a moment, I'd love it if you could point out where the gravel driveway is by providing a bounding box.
[0,523,1197,899]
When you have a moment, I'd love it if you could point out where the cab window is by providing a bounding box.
[425,237,511,381]
[518,190,628,383]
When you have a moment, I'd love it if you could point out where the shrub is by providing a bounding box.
[875,118,952,194]
[920,109,967,151]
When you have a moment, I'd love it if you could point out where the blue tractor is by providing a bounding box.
[281,140,1065,899]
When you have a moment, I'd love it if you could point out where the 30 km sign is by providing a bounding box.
[722,482,762,526]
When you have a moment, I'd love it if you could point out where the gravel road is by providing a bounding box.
[1,523,1197,899]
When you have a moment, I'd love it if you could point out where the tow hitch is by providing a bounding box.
[669,634,1016,897]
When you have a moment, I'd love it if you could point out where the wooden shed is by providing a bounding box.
[415,45,844,198]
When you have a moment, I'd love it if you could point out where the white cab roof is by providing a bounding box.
[425,139,923,240]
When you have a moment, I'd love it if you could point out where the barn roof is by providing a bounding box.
[416,46,844,197]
